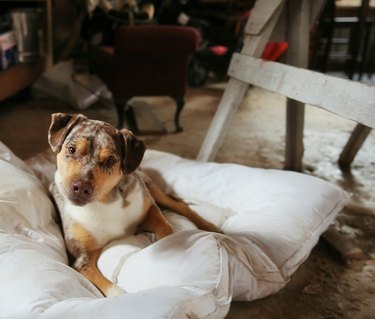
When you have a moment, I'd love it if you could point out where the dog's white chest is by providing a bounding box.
[66,181,146,245]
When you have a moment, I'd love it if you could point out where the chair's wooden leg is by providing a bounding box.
[172,96,184,133]
[125,105,138,133]
[114,97,126,129]
[114,97,138,132]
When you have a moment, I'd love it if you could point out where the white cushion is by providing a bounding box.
[0,143,349,319]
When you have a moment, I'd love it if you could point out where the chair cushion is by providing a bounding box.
[0,143,349,318]
[112,26,199,97]
[89,26,199,98]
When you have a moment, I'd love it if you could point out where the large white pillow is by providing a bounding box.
[1,143,349,319]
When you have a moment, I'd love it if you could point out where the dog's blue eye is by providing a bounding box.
[68,146,76,155]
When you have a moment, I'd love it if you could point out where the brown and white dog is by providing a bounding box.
[48,113,219,297]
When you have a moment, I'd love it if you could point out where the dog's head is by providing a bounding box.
[48,113,146,206]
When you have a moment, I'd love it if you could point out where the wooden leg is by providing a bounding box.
[172,96,184,133]
[115,97,126,129]
[196,79,249,162]
[284,0,310,171]
[124,105,138,133]
[115,97,138,132]
[284,99,305,171]
[323,227,366,262]
[338,123,372,169]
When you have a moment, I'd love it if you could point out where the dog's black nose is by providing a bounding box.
[71,179,93,202]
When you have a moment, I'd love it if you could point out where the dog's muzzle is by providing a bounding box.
[69,179,93,206]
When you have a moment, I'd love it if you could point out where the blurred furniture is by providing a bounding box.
[312,0,374,79]
[0,0,53,102]
[88,25,199,133]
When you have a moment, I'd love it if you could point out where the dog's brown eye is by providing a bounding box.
[105,156,116,167]
[68,146,76,155]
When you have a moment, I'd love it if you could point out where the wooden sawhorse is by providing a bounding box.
[196,0,374,172]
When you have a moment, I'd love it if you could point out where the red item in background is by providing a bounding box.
[261,42,288,61]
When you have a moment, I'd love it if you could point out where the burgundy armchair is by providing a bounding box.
[88,25,199,132]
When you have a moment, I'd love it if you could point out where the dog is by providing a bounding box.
[48,113,220,297]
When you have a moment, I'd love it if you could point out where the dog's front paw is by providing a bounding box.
[105,285,126,297]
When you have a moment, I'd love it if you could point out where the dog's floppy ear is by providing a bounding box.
[119,129,146,175]
[48,113,87,153]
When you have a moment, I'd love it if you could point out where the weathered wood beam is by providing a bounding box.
[228,54,375,128]
[244,0,284,35]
